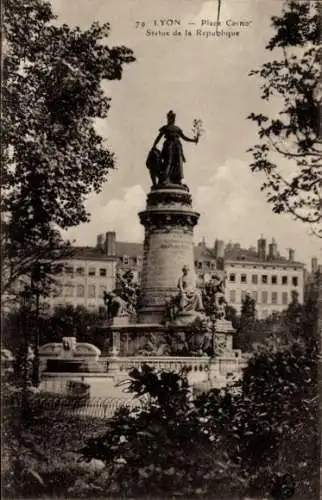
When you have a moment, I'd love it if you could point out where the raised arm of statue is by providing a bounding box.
[179,129,198,143]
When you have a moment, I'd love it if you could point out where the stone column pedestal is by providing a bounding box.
[138,184,199,324]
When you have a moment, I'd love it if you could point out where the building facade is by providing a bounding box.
[48,234,118,311]
[224,238,304,319]
[48,232,305,319]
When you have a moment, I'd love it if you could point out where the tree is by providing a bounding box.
[248,1,321,236]
[2,0,135,294]
[79,365,245,499]
[237,293,257,351]
[198,338,319,499]
[2,304,105,358]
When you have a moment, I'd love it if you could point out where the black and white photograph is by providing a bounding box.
[2,0,321,498]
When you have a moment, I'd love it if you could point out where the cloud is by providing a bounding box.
[64,161,320,267]
[65,185,145,245]
[192,159,320,266]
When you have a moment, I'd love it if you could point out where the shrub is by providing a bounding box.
[196,340,319,499]
[79,365,246,498]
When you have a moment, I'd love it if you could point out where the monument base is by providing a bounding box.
[97,316,235,359]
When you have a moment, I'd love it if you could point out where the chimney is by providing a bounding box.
[257,235,266,260]
[288,248,295,261]
[214,239,225,259]
[97,234,104,251]
[312,257,318,274]
[268,238,278,259]
[105,231,116,256]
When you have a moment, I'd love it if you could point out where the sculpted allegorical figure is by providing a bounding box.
[177,265,204,312]
[103,291,128,320]
[147,110,199,186]
[203,271,227,320]
[166,265,204,321]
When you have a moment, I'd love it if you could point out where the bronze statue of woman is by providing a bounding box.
[149,110,198,185]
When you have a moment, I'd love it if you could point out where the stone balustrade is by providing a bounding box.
[104,354,247,385]
[106,355,210,373]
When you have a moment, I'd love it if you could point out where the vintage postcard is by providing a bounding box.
[2,0,321,499]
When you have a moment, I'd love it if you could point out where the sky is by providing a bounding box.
[52,0,321,268]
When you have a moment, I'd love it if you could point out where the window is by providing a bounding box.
[261,291,268,304]
[99,268,107,277]
[292,276,298,286]
[282,292,288,305]
[198,262,202,269]
[99,285,106,298]
[64,265,73,275]
[251,291,258,302]
[282,276,288,285]
[229,290,236,303]
[123,255,129,265]
[65,284,73,297]
[271,275,277,285]
[241,291,247,302]
[229,273,236,282]
[251,274,258,284]
[261,274,268,284]
[271,292,278,305]
[76,267,84,276]
[76,285,85,297]
[88,267,96,276]
[241,274,247,283]
[88,285,96,298]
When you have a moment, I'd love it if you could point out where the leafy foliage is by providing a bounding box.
[236,293,257,351]
[2,0,135,293]
[3,330,319,499]
[80,365,245,498]
[2,304,105,354]
[78,336,318,498]
[2,304,105,386]
[248,1,321,235]
[197,339,319,499]
[235,287,318,353]
[2,405,107,499]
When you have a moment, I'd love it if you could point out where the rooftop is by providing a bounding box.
[70,246,116,261]
[224,248,304,267]
[115,241,143,258]
[68,238,304,267]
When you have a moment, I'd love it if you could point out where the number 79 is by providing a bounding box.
[136,21,145,28]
